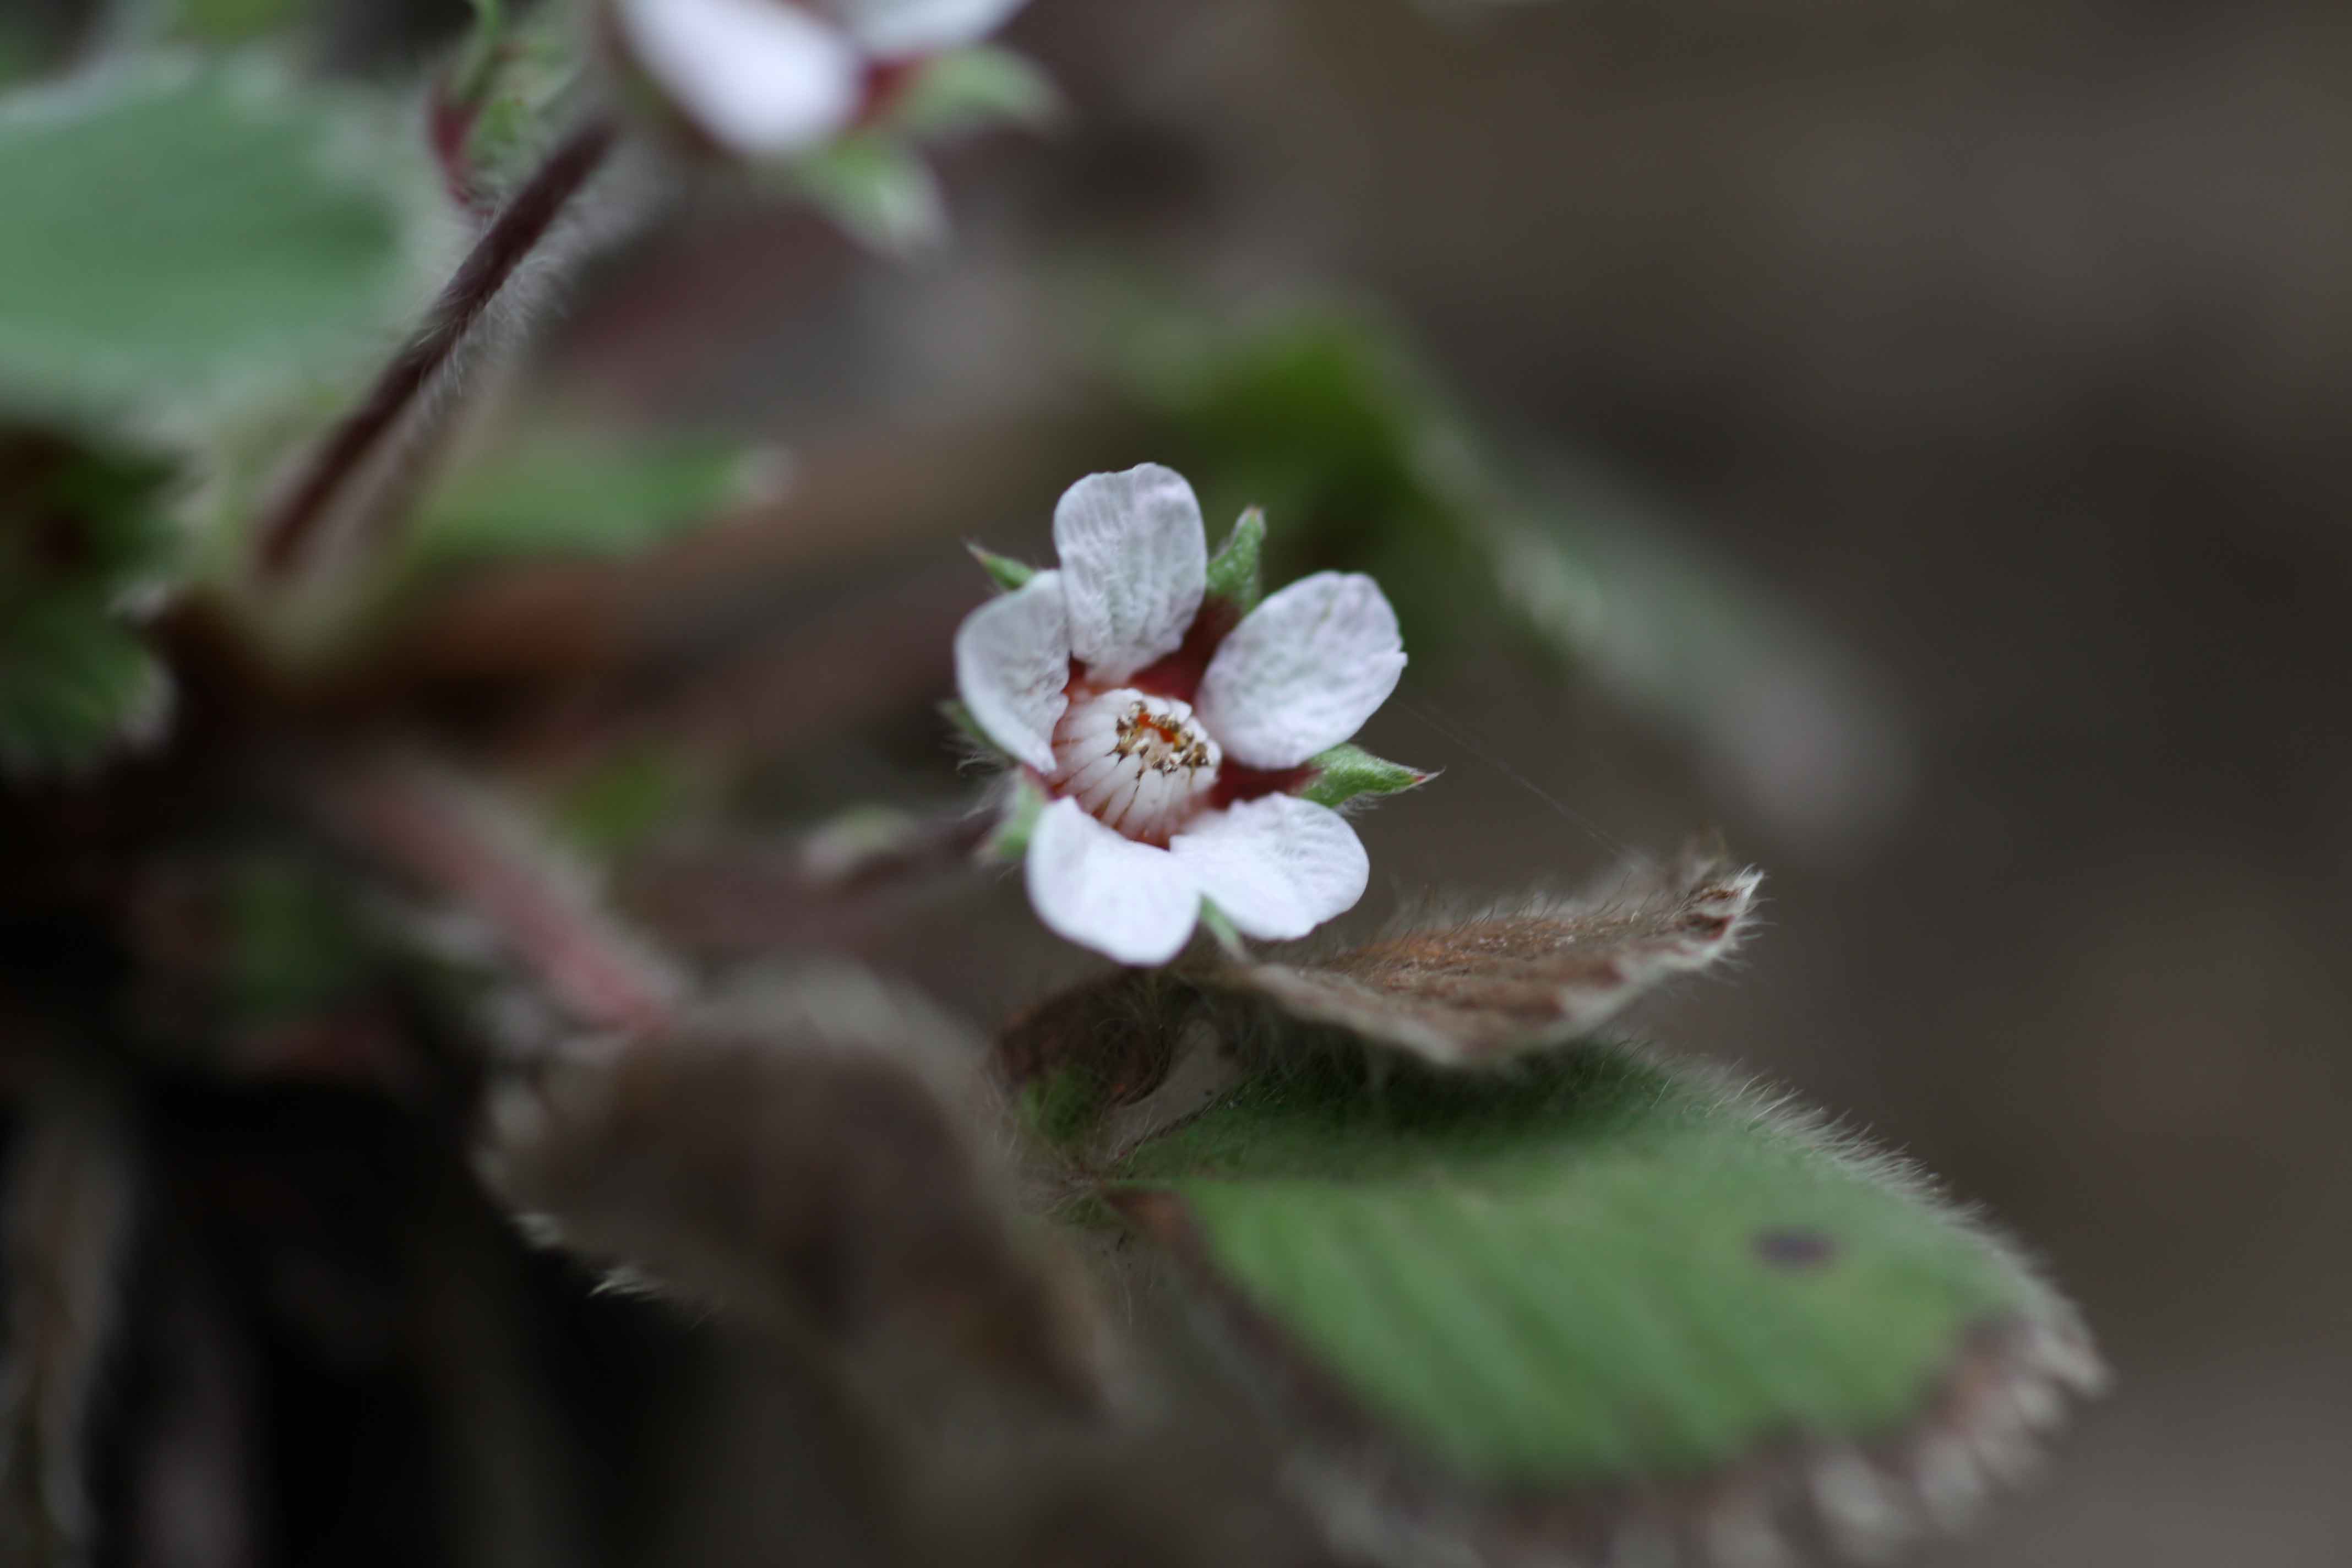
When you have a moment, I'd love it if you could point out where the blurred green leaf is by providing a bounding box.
[1129,306,1914,855]
[0,427,179,774]
[226,857,370,1020]
[168,0,305,45]
[1110,1047,2100,1505]
[402,429,776,571]
[0,597,169,775]
[0,61,419,434]
[548,748,706,857]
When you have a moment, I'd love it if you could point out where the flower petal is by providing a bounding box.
[1053,464,1207,683]
[1026,798,1201,965]
[952,569,1070,773]
[615,0,863,155]
[835,0,1028,56]
[1193,572,1406,769]
[1169,794,1369,943]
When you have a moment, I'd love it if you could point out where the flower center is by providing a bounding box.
[1048,688,1222,843]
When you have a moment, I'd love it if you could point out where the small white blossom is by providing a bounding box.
[612,0,1027,156]
[955,465,1408,965]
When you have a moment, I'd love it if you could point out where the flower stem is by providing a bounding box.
[253,116,621,582]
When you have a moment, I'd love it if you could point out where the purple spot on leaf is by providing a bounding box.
[1754,1226,1838,1269]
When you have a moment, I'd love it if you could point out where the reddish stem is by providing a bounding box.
[253,117,620,581]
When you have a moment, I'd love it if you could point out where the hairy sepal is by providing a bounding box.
[1295,742,1428,812]
[1202,505,1265,615]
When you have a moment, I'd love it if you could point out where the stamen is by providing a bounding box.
[1049,688,1222,843]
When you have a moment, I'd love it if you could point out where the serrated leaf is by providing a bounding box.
[0,427,179,595]
[1202,505,1264,613]
[1107,1047,2103,1559]
[885,45,1059,140]
[0,62,419,433]
[1205,847,1758,1066]
[967,542,1037,591]
[1297,741,1425,810]
[401,428,774,573]
[0,598,169,775]
[789,135,947,255]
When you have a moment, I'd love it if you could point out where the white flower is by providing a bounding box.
[612,0,1028,156]
[955,464,1409,965]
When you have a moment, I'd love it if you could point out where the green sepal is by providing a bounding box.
[884,46,1060,141]
[1202,506,1265,614]
[1196,901,1248,959]
[787,135,946,256]
[967,543,1037,592]
[940,699,1010,761]
[981,774,1047,861]
[1297,742,1429,809]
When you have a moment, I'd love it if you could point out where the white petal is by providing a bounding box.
[1193,572,1406,769]
[1169,795,1369,943]
[615,0,863,154]
[833,0,1027,56]
[1053,464,1207,683]
[952,569,1070,773]
[1026,799,1201,965]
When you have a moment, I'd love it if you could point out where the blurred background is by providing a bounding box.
[8,0,2350,1563]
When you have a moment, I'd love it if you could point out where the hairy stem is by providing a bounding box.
[320,752,687,1038]
[253,116,620,582]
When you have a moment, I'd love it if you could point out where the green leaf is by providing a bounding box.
[885,46,1059,141]
[0,597,169,774]
[788,135,946,255]
[168,0,307,46]
[967,542,1037,592]
[401,428,776,573]
[0,427,179,595]
[1202,505,1264,614]
[0,62,421,434]
[0,426,180,774]
[1296,741,1425,810]
[1109,1047,2102,1546]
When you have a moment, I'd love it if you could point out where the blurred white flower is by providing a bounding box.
[611,0,1028,156]
[956,465,1409,965]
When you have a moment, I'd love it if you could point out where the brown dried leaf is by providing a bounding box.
[1205,846,1761,1066]
[477,965,1109,1408]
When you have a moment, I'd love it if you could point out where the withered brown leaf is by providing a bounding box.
[477,965,1108,1408]
[1205,846,1761,1065]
